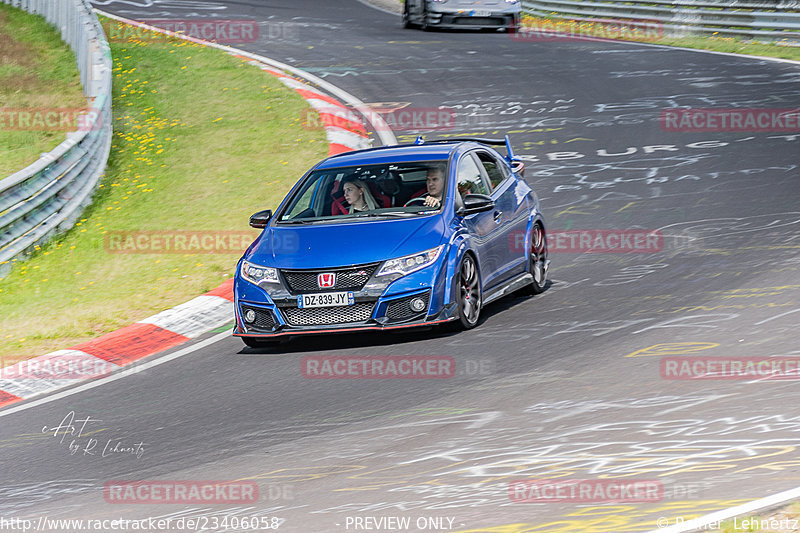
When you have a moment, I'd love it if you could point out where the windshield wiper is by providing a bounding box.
[350,211,416,218]
[279,218,323,224]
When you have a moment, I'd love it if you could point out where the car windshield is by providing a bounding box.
[277,161,448,223]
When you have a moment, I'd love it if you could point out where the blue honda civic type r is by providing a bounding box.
[233,137,549,347]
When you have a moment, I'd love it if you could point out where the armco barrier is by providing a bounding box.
[0,0,112,277]
[522,0,800,40]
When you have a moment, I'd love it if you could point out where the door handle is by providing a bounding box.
[493,211,503,223]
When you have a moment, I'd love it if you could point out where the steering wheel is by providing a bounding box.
[404,196,440,208]
[404,197,428,207]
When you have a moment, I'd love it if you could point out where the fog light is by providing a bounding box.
[244,309,256,323]
[410,298,426,312]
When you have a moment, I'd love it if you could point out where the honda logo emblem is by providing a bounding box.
[317,273,336,288]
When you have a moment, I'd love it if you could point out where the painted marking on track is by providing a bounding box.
[615,201,638,213]
[625,342,720,358]
[554,205,602,218]
[754,307,800,325]
[450,499,750,532]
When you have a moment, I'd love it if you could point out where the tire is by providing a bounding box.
[241,337,280,349]
[402,3,413,28]
[421,6,430,31]
[507,15,519,33]
[520,222,548,296]
[454,254,482,329]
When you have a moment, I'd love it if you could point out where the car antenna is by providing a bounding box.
[414,135,425,145]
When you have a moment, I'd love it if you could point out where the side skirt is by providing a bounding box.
[483,272,533,305]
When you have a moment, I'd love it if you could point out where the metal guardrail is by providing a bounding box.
[0,0,112,276]
[522,0,800,40]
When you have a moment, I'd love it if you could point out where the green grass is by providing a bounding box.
[0,18,327,363]
[653,34,800,61]
[0,3,86,176]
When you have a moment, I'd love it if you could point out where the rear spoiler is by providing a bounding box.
[414,135,524,169]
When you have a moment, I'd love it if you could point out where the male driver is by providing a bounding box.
[422,166,444,208]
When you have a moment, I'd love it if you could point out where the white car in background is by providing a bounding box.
[403,0,521,31]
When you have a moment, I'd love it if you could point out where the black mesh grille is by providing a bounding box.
[454,16,503,26]
[385,292,430,322]
[281,262,379,293]
[242,306,276,331]
[281,303,374,326]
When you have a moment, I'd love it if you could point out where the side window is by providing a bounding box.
[476,151,507,190]
[456,153,489,197]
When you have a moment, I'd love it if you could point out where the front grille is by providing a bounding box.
[385,292,430,322]
[281,262,379,293]
[454,16,503,26]
[241,306,276,331]
[281,303,374,326]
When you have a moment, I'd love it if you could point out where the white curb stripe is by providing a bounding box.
[306,99,363,124]
[326,127,372,150]
[0,378,85,398]
[278,77,327,94]
[0,350,120,398]
[138,295,233,338]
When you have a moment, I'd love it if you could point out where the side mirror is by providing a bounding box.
[456,194,494,216]
[249,209,272,229]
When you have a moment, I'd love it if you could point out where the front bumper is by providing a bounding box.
[427,8,518,28]
[234,259,456,338]
[233,297,458,338]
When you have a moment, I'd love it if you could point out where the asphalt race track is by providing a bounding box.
[1,1,799,532]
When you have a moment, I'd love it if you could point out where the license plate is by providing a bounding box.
[471,10,491,16]
[297,291,354,309]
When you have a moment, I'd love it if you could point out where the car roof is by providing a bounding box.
[314,142,480,170]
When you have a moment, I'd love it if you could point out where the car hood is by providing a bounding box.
[245,216,446,269]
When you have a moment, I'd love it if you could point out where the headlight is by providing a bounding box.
[241,260,279,285]
[377,245,444,280]
[505,0,519,3]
